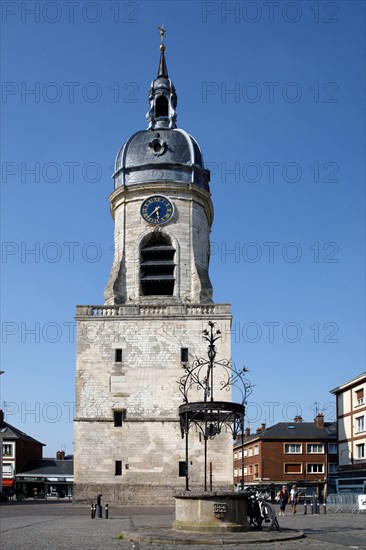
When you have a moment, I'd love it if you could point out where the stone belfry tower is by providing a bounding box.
[74,32,233,504]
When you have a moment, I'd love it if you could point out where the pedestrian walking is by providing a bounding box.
[276,485,289,516]
[289,484,299,514]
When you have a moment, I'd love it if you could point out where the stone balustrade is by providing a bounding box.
[75,303,231,318]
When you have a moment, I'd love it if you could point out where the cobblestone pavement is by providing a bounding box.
[0,501,365,549]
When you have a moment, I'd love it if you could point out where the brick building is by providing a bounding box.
[233,414,337,500]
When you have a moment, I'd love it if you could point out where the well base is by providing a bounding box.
[173,491,250,533]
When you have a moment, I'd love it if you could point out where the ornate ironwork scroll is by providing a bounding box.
[178,321,253,491]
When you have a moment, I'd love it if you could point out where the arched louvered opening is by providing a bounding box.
[155,95,169,118]
[140,234,175,296]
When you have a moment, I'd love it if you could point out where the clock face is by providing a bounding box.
[140,195,174,225]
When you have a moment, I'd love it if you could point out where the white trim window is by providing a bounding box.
[284,463,303,474]
[2,443,14,457]
[2,463,14,476]
[355,388,365,406]
[284,443,302,454]
[356,443,365,460]
[307,463,324,474]
[355,416,365,433]
[307,443,324,454]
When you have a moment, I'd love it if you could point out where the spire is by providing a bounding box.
[157,25,168,78]
[146,26,177,130]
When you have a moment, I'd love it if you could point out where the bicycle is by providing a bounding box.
[246,490,280,531]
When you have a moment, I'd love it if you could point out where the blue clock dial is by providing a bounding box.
[140,195,174,225]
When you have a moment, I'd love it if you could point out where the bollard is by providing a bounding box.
[304,501,307,515]
[323,502,326,515]
[105,503,109,519]
[312,494,318,515]
[91,503,94,519]
[317,502,320,515]
[310,501,314,515]
[96,494,103,519]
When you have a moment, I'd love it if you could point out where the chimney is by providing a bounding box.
[244,427,251,438]
[294,415,303,423]
[56,450,65,460]
[0,409,4,428]
[256,423,266,433]
[315,412,324,428]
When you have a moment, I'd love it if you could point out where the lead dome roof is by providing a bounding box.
[114,128,210,190]
[112,42,210,191]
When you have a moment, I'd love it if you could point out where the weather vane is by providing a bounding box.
[158,25,166,50]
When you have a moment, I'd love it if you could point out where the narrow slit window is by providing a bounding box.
[115,460,122,476]
[179,461,187,477]
[181,348,188,363]
[114,410,126,427]
[115,349,122,363]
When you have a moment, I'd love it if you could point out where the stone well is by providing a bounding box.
[173,491,250,533]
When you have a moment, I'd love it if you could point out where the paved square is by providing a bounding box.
[0,501,365,549]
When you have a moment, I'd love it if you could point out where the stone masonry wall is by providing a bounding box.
[74,306,233,504]
[104,183,213,305]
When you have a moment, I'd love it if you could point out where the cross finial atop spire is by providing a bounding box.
[158,25,166,49]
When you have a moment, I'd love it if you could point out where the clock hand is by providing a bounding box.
[150,205,161,218]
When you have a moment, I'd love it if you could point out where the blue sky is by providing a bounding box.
[1,1,365,456]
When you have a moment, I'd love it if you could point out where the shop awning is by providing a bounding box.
[16,476,45,482]
[2,479,14,487]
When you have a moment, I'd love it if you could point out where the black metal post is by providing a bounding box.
[90,503,94,519]
[204,436,208,491]
[105,503,109,519]
[241,433,245,491]
[185,422,189,491]
[209,462,213,492]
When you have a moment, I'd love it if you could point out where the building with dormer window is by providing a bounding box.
[233,414,337,500]
[1,411,44,495]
